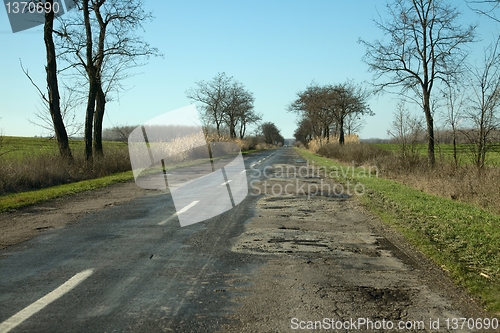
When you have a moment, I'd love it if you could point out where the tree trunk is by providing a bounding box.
[84,82,97,163]
[423,91,435,166]
[93,2,106,158]
[83,0,96,163]
[339,118,345,145]
[239,122,246,139]
[44,1,72,160]
[229,116,237,139]
[93,84,105,157]
[452,125,458,167]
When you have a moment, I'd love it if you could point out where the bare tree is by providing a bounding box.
[187,73,232,138]
[293,117,314,147]
[289,82,372,144]
[329,82,372,144]
[261,122,284,145]
[187,73,258,139]
[359,0,476,165]
[462,38,500,168]
[21,1,73,159]
[441,80,466,166]
[289,83,335,141]
[223,81,256,139]
[238,108,261,139]
[345,112,367,136]
[388,102,425,159]
[28,86,83,138]
[467,0,500,23]
[56,0,160,159]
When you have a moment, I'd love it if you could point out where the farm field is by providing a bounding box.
[0,136,128,161]
[375,143,500,166]
[0,136,132,198]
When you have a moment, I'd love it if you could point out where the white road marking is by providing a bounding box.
[240,170,246,174]
[158,201,200,225]
[176,200,199,215]
[158,215,176,225]
[250,163,256,168]
[0,269,93,333]
[221,180,232,186]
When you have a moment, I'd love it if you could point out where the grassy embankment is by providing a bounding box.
[295,147,500,314]
[0,136,260,213]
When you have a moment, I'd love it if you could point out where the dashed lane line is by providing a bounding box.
[0,269,94,333]
[158,200,199,225]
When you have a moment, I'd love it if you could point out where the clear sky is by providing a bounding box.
[0,0,498,139]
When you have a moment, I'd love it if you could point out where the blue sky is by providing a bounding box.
[0,0,498,139]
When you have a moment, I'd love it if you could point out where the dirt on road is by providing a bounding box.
[219,159,495,332]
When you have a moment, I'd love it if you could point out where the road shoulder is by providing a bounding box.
[0,181,153,250]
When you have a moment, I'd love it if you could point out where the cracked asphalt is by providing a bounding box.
[0,147,493,332]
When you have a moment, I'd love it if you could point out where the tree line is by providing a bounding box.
[290,81,372,146]
[186,72,283,146]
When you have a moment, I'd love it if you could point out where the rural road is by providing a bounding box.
[0,147,493,332]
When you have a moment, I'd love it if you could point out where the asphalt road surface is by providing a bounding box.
[0,147,493,332]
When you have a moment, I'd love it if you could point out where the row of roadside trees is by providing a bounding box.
[186,73,261,140]
[25,0,160,163]
[186,72,284,146]
[290,81,372,146]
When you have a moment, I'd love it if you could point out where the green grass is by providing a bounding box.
[0,136,128,161]
[375,143,500,165]
[0,171,134,213]
[295,147,500,314]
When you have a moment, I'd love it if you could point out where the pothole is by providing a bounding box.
[231,228,380,256]
[346,286,414,320]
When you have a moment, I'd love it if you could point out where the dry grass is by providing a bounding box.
[0,146,131,195]
[315,142,500,215]
[308,135,360,153]
[317,142,391,166]
[0,134,265,196]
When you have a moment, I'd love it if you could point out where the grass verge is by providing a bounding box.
[295,147,500,314]
[0,171,134,213]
